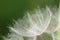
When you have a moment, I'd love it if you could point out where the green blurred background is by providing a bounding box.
[0,0,59,40]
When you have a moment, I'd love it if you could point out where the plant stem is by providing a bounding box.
[51,33,55,40]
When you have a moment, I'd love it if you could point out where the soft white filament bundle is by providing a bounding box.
[3,6,58,40]
[44,7,58,40]
[9,6,52,37]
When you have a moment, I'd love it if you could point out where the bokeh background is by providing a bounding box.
[0,0,59,40]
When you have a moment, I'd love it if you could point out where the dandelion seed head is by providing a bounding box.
[3,6,59,40]
[8,6,52,37]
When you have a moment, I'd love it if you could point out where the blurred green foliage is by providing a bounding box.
[0,0,59,40]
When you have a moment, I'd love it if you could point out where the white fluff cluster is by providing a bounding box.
[3,6,58,40]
